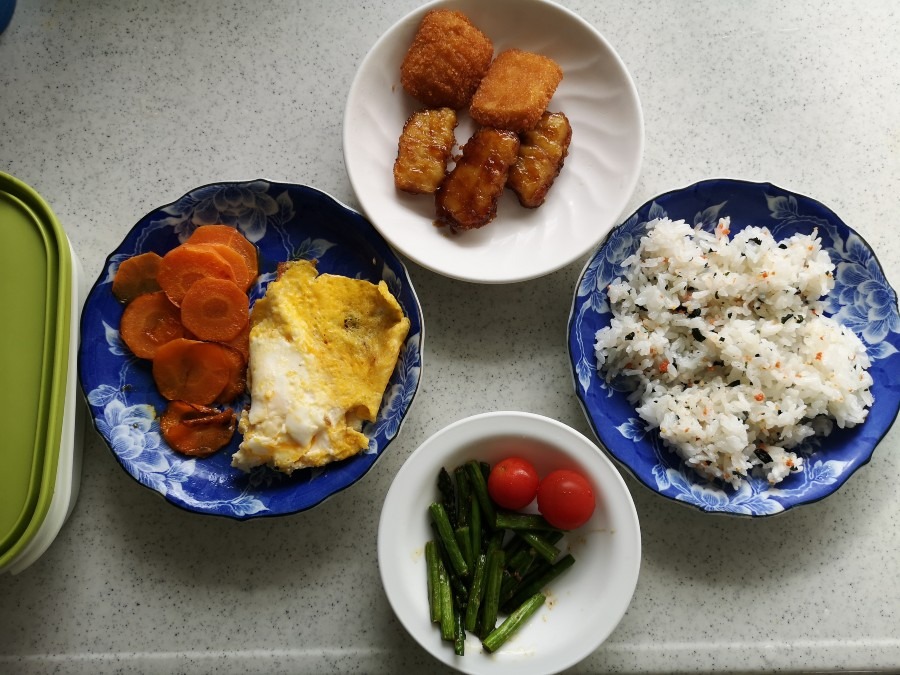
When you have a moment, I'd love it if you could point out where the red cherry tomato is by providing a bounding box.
[487,457,540,510]
[537,469,595,530]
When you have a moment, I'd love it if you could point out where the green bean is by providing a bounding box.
[478,549,505,637]
[429,502,469,578]
[425,540,441,624]
[466,460,496,529]
[517,531,561,563]
[438,557,455,641]
[503,554,576,614]
[482,593,546,653]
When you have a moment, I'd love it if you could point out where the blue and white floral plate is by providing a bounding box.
[568,179,900,517]
[79,181,424,519]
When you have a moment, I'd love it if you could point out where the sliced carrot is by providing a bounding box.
[187,225,259,280]
[179,277,250,342]
[157,243,236,306]
[219,320,250,362]
[160,400,236,457]
[112,252,163,303]
[119,291,185,359]
[215,346,247,404]
[194,242,253,292]
[152,338,232,405]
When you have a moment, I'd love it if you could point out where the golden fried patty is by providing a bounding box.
[507,111,572,208]
[400,9,494,110]
[470,49,563,133]
[435,127,520,231]
[393,108,458,194]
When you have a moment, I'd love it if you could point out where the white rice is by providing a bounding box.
[594,217,874,488]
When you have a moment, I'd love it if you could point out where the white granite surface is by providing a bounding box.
[1,0,898,673]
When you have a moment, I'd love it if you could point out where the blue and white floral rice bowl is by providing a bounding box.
[568,179,900,517]
[79,181,424,519]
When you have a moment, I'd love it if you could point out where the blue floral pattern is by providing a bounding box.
[568,179,900,516]
[80,181,424,519]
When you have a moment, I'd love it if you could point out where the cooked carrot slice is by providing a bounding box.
[179,277,250,342]
[187,225,259,280]
[119,291,184,359]
[152,338,232,405]
[112,252,163,303]
[157,243,236,306]
[215,346,247,404]
[160,400,236,457]
[188,242,253,292]
[219,320,250,362]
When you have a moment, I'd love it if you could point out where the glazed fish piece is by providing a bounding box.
[507,111,572,208]
[435,127,520,231]
[393,108,458,195]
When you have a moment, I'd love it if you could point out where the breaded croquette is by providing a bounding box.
[507,111,572,208]
[470,49,563,133]
[435,128,520,231]
[400,9,494,110]
[393,108,458,194]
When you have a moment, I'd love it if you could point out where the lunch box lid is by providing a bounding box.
[0,172,72,561]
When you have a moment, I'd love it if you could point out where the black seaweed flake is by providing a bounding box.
[755,448,774,464]
[781,313,794,324]
[624,332,635,341]
[749,237,762,245]
[689,308,702,318]
[728,380,741,387]
[692,328,706,342]
[796,315,804,323]
[778,243,788,249]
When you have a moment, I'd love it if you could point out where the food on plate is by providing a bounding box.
[157,243,238,306]
[119,290,185,359]
[435,127,520,231]
[594,217,874,488]
[113,224,257,456]
[400,9,493,109]
[507,111,572,208]
[427,459,585,655]
[469,49,563,133]
[487,457,539,510]
[152,338,243,406]
[232,259,410,474]
[160,401,237,458]
[393,11,571,232]
[393,108,458,194]
[180,277,250,342]
[111,251,162,303]
[537,469,595,530]
[187,224,259,281]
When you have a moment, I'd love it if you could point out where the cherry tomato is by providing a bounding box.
[487,457,540,510]
[537,469,595,529]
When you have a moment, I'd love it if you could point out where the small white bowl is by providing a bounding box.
[378,411,641,675]
[344,0,644,284]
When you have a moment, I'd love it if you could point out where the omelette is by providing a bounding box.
[232,259,410,474]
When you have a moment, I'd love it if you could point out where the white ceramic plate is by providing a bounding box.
[378,411,641,675]
[344,0,644,284]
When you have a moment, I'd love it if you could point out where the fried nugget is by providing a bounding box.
[400,9,494,110]
[470,49,563,133]
[435,127,520,231]
[393,108,458,194]
[507,111,572,208]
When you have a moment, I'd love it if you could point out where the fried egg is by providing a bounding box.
[232,259,410,474]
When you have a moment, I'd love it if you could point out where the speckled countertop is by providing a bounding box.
[1,1,898,673]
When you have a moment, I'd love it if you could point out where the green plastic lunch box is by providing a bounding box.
[0,171,85,575]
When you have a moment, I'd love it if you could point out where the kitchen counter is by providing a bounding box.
[1,1,898,673]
